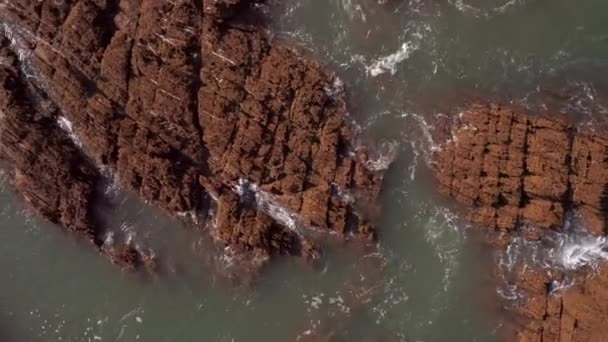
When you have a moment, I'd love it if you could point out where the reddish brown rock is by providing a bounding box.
[0,0,385,271]
[0,36,142,269]
[0,37,99,243]
[434,103,608,341]
[435,103,607,237]
[570,134,608,235]
[503,264,608,342]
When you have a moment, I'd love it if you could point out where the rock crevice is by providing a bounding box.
[0,0,386,272]
[434,103,608,341]
[435,103,608,237]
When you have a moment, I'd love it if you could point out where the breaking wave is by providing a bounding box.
[367,41,420,77]
[496,212,608,299]
[235,178,304,235]
[558,234,608,270]
[500,216,608,272]
[57,116,82,147]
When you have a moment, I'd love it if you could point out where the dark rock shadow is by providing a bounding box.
[601,183,608,234]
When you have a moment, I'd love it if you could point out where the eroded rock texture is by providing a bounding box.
[0,0,384,270]
[202,1,381,240]
[0,37,98,243]
[0,37,143,269]
[434,104,608,341]
[507,265,608,342]
[435,104,608,238]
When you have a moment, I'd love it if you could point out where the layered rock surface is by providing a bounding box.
[0,0,384,270]
[434,103,608,341]
[0,37,98,243]
[0,36,142,269]
[435,104,608,237]
[506,265,608,342]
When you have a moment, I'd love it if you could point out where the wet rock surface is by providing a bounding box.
[434,103,608,341]
[0,0,384,271]
[0,36,145,269]
[0,37,99,243]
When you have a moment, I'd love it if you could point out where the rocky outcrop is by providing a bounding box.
[570,134,608,235]
[503,264,608,342]
[0,37,98,242]
[0,0,385,271]
[0,36,143,269]
[435,103,608,238]
[434,103,608,341]
[201,1,381,240]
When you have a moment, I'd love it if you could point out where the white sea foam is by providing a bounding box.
[331,183,355,205]
[118,307,144,323]
[363,140,398,171]
[339,0,367,22]
[235,179,302,235]
[100,169,122,197]
[496,232,593,299]
[367,40,419,77]
[119,222,136,242]
[0,20,64,85]
[56,116,83,147]
[103,231,115,248]
[176,210,200,225]
[495,212,608,301]
[449,0,519,18]
[400,112,442,169]
[499,221,608,274]
[496,284,522,301]
[323,76,345,97]
[559,81,608,131]
[558,234,608,270]
[234,179,350,239]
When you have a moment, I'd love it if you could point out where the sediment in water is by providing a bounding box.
[433,103,608,341]
[0,0,386,273]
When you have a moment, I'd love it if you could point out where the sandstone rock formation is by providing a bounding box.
[434,103,608,341]
[0,36,145,269]
[0,37,98,242]
[0,0,385,271]
[501,263,608,342]
[435,103,608,238]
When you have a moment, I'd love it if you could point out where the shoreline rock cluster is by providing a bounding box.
[0,0,385,272]
[435,103,608,238]
[433,103,608,341]
[5,0,606,340]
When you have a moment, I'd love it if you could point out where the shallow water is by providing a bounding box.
[3,0,608,341]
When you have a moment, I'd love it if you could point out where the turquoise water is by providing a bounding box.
[3,0,608,341]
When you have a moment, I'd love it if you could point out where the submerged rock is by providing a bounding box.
[434,103,608,341]
[0,0,386,273]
